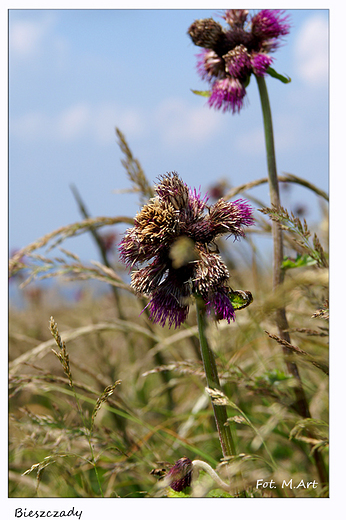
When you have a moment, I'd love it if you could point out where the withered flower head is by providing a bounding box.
[119,172,254,328]
[167,457,193,492]
[188,9,290,113]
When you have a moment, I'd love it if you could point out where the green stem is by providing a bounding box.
[195,297,235,458]
[255,75,328,486]
[255,75,283,289]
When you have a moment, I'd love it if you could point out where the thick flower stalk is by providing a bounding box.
[188,9,290,113]
[119,172,254,328]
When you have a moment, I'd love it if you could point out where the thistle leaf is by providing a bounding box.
[191,89,211,98]
[266,67,291,84]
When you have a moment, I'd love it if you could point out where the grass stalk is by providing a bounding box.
[224,173,328,202]
[70,183,124,315]
[49,317,104,497]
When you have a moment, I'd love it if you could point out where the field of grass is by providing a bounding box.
[9,131,329,499]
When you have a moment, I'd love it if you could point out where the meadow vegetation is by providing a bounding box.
[9,129,329,498]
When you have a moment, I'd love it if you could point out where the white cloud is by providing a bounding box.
[10,102,147,145]
[294,15,328,87]
[10,20,43,57]
[11,97,225,149]
[10,105,90,143]
[154,98,224,148]
[10,13,69,75]
[57,104,91,141]
[10,111,48,142]
[10,15,56,59]
[93,104,145,144]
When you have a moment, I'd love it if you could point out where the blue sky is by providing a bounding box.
[9,8,329,264]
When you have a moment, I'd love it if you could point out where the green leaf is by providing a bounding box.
[191,89,211,98]
[229,289,253,311]
[281,254,317,271]
[244,74,251,88]
[206,489,233,497]
[266,67,291,84]
[167,488,191,497]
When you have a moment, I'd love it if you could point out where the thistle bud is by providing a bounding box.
[167,457,193,492]
[188,19,224,49]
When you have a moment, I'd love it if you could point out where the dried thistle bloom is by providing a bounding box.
[188,9,290,113]
[119,172,254,328]
[166,457,193,492]
[188,18,224,49]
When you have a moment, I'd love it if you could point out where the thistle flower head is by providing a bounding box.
[166,457,193,492]
[119,172,254,328]
[208,77,246,114]
[188,9,290,113]
[223,9,249,29]
[251,9,290,40]
[196,49,225,82]
[188,18,224,49]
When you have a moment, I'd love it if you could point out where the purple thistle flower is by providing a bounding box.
[119,172,254,328]
[250,52,273,76]
[224,45,252,80]
[188,9,290,113]
[167,457,193,492]
[196,49,224,82]
[223,9,249,29]
[208,77,246,113]
[206,286,236,323]
[251,9,290,40]
[146,271,190,329]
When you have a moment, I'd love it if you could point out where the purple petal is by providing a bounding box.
[208,77,246,113]
[251,52,273,76]
[251,9,290,40]
[205,287,235,323]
